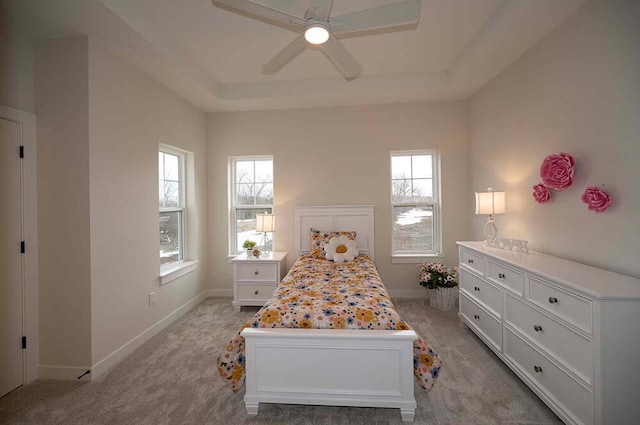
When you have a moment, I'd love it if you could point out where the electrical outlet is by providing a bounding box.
[148,291,156,306]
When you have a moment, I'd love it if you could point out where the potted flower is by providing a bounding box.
[242,240,257,256]
[418,262,459,311]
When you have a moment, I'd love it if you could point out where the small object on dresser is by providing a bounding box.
[418,262,459,311]
[252,248,261,258]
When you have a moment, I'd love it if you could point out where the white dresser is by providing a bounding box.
[457,241,640,425]
[231,251,287,312]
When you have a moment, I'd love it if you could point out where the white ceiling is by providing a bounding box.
[5,0,586,112]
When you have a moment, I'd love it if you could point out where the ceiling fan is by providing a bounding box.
[211,0,422,81]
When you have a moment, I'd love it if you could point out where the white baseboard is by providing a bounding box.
[38,365,92,381]
[208,288,232,297]
[388,289,429,299]
[90,290,209,379]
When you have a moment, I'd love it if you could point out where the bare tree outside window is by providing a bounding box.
[159,149,184,266]
[230,157,274,253]
[390,152,440,256]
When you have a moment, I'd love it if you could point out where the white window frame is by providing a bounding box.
[390,150,443,263]
[159,144,198,284]
[228,155,274,256]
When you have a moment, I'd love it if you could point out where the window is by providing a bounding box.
[229,156,274,255]
[159,146,185,268]
[390,150,441,261]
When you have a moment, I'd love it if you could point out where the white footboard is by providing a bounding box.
[241,328,418,422]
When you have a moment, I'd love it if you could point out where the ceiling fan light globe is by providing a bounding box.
[304,24,330,45]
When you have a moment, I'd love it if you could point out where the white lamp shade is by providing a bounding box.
[475,191,506,215]
[256,214,275,233]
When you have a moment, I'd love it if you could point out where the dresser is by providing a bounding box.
[231,251,287,312]
[457,241,640,425]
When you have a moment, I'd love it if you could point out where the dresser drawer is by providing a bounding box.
[460,292,502,352]
[527,276,592,334]
[236,263,278,282]
[460,249,485,276]
[459,268,502,317]
[504,328,593,425]
[486,260,523,296]
[236,283,277,301]
[505,294,593,385]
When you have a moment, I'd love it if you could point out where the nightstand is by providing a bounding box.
[231,251,287,312]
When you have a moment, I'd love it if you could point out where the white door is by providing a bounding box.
[0,117,23,397]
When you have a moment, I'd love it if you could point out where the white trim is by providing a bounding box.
[228,155,274,256]
[391,253,445,264]
[209,288,234,298]
[390,150,442,256]
[38,365,91,381]
[159,260,199,285]
[90,290,209,378]
[1,105,39,385]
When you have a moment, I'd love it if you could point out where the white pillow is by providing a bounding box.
[324,235,359,263]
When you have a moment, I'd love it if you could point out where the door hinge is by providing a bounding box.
[22,336,27,349]
[21,241,25,254]
[19,145,24,158]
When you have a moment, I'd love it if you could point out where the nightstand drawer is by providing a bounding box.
[486,260,523,296]
[505,294,593,385]
[459,268,502,317]
[236,263,278,282]
[527,276,592,334]
[237,283,277,301]
[460,249,485,276]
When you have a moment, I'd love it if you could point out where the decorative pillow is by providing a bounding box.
[324,235,359,263]
[309,228,356,258]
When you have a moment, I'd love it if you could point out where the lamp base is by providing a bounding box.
[483,216,498,245]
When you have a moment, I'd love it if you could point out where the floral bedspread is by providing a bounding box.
[217,254,441,393]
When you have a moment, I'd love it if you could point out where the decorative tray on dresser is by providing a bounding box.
[456,241,640,425]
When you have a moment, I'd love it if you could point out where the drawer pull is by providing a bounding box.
[498,273,506,279]
[534,365,543,373]
[474,286,480,291]
[468,259,474,264]
[254,271,259,275]
[548,297,558,304]
[474,314,480,320]
[254,290,259,295]
[534,325,543,332]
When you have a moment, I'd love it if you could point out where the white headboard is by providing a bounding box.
[294,205,375,260]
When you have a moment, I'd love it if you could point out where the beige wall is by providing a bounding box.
[0,34,34,113]
[35,37,92,369]
[469,0,640,278]
[88,40,208,365]
[207,102,469,294]
[33,36,208,373]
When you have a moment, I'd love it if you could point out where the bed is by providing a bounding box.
[217,205,440,422]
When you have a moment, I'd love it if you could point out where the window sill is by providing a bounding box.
[160,260,199,286]
[391,254,444,264]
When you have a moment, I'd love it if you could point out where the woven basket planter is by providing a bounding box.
[429,287,458,311]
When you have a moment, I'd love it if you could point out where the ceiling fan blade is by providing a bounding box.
[262,34,308,75]
[330,0,421,36]
[211,0,305,31]
[319,35,362,81]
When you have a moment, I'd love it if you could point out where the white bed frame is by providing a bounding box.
[241,205,418,421]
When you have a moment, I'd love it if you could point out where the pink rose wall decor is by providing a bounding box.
[581,186,611,213]
[532,183,551,203]
[540,152,574,191]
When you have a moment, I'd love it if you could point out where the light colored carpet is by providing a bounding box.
[0,297,563,425]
